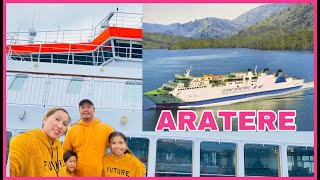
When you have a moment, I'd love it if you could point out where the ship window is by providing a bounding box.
[244,144,279,177]
[127,137,149,175]
[287,146,314,176]
[39,54,52,63]
[156,139,192,176]
[52,54,68,64]
[200,142,236,177]
[6,131,12,164]
[114,39,131,58]
[9,75,28,91]
[132,40,142,46]
[132,43,142,59]
[132,50,142,59]
[73,53,94,66]
[67,78,83,94]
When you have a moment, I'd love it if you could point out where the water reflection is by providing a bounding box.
[287,146,314,176]
[156,139,192,176]
[144,88,314,131]
[200,142,236,176]
[244,144,279,177]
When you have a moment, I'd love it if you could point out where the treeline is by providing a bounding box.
[143,33,193,49]
[169,29,314,51]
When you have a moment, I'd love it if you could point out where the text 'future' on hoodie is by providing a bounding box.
[10,129,66,177]
[62,118,114,176]
[102,153,144,177]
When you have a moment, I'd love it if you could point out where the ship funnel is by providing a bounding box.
[276,69,283,77]
[263,67,269,73]
[247,68,253,77]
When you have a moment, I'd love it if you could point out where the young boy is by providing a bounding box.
[63,150,77,176]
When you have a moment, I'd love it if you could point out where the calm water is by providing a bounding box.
[143,48,314,131]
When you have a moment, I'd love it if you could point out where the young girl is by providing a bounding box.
[102,132,145,177]
[10,107,71,177]
[63,150,77,176]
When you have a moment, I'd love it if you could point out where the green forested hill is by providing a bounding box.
[169,29,313,50]
[143,33,193,49]
[145,4,314,51]
[248,4,313,32]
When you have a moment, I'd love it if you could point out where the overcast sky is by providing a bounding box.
[6,3,143,32]
[6,3,268,31]
[144,3,268,25]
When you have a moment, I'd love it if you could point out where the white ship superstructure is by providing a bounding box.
[5,9,314,178]
[145,66,304,108]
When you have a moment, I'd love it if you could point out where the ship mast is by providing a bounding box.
[254,65,258,75]
[184,65,192,77]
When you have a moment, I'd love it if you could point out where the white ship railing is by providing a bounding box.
[7,40,142,65]
[91,12,142,39]
[6,12,142,45]
[6,74,142,111]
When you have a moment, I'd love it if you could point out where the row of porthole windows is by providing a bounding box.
[234,82,243,84]
[6,132,314,177]
[178,86,207,91]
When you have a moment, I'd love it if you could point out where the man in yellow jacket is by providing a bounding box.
[62,99,114,176]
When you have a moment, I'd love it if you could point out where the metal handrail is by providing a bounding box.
[6,12,142,45]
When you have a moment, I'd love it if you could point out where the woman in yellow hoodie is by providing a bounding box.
[9,107,70,177]
[102,131,145,177]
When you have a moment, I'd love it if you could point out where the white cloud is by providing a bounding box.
[6,3,142,32]
[143,3,268,25]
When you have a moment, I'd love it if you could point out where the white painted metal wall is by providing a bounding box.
[6,73,142,111]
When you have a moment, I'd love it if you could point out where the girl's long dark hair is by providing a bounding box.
[108,131,131,154]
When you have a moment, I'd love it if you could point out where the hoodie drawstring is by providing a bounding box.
[49,141,60,177]
[93,120,96,149]
[81,124,84,150]
[56,148,59,177]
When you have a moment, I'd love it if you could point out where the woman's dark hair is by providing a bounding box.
[46,107,71,122]
[63,150,77,163]
[108,131,131,154]
[42,107,71,129]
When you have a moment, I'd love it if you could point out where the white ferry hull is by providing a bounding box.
[146,79,304,108]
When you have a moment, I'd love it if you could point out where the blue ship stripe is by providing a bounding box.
[156,85,302,108]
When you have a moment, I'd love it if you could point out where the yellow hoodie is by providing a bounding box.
[65,170,76,177]
[62,118,114,176]
[9,129,66,177]
[102,153,143,177]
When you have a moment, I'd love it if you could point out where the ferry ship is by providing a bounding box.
[144,65,304,108]
[5,9,314,177]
